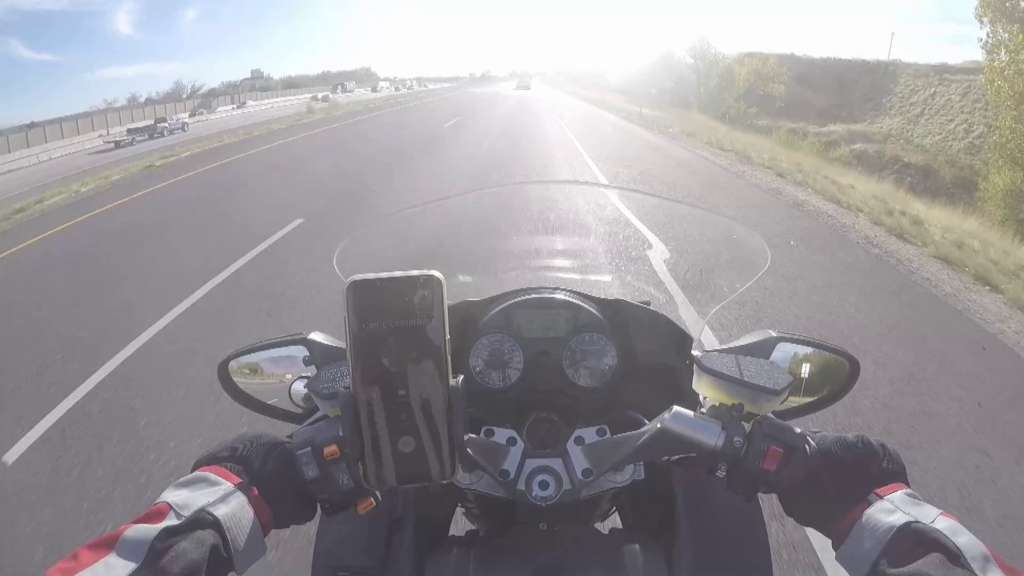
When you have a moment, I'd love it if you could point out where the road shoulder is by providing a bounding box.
[556,87,1024,359]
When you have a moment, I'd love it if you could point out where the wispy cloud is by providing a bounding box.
[93,60,181,79]
[0,0,101,18]
[113,0,137,37]
[181,5,196,23]
[4,36,60,60]
[0,0,98,11]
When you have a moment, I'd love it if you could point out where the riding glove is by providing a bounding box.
[192,432,318,529]
[776,432,909,536]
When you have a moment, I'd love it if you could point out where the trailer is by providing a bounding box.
[103,115,190,149]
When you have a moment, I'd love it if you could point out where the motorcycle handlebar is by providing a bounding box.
[294,404,808,512]
[579,405,810,498]
[577,406,728,481]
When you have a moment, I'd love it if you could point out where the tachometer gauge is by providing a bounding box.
[469,333,525,390]
[562,332,618,389]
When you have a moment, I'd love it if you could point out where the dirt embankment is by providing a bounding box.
[747,55,991,205]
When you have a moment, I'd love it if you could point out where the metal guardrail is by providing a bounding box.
[0,87,329,161]
[0,92,322,176]
[0,84,446,176]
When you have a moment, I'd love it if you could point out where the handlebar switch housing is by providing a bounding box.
[728,415,811,499]
[707,403,747,461]
[291,416,368,515]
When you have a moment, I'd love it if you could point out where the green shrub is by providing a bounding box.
[976,0,1024,236]
[980,151,1024,234]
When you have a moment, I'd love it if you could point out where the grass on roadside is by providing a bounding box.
[0,93,419,234]
[561,84,1024,310]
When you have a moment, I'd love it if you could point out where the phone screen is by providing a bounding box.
[346,271,453,488]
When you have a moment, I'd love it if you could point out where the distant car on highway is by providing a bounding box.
[372,81,391,93]
[516,77,532,90]
[319,93,332,103]
[332,81,356,94]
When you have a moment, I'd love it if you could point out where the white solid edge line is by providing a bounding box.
[558,115,848,576]
[556,116,716,349]
[806,529,849,575]
[1,218,305,466]
[443,117,461,128]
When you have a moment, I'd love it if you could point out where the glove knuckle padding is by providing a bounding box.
[778,433,909,534]
[193,433,317,530]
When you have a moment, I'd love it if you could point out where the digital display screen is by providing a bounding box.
[512,308,575,338]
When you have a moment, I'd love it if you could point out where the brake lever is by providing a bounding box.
[576,405,728,484]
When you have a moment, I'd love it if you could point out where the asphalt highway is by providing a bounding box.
[1,81,1021,574]
[0,89,410,213]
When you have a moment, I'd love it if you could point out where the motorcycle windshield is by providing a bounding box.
[333,181,769,348]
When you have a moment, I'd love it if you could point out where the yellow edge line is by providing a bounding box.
[0,93,450,262]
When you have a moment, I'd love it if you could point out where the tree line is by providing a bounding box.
[618,41,788,124]
[627,7,1022,238]
[90,67,382,111]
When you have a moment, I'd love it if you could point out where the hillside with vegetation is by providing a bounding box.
[747,56,991,204]
[590,47,999,207]
[560,32,1023,309]
[637,53,992,204]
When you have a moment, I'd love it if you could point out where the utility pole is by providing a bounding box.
[887,32,895,60]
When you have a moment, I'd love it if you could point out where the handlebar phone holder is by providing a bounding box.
[449,375,465,463]
[291,374,465,514]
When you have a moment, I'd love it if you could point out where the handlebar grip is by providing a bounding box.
[726,415,813,499]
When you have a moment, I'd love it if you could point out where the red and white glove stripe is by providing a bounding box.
[48,466,270,576]
[835,483,1016,576]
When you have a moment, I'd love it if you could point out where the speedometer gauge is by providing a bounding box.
[469,333,525,390]
[562,332,618,388]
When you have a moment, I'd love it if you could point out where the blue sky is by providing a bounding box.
[0,0,984,126]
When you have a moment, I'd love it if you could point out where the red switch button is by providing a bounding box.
[761,445,785,473]
[356,496,378,516]
[323,443,342,461]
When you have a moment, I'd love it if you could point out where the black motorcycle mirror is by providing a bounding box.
[217,331,347,424]
[693,330,859,420]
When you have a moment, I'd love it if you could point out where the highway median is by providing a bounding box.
[0,90,438,237]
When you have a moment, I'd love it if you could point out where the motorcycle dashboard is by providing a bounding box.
[508,306,576,338]
[465,291,611,390]
[449,288,698,421]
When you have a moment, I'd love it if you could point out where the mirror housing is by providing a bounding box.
[693,330,859,420]
[217,332,347,424]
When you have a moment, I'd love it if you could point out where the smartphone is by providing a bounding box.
[345,270,455,489]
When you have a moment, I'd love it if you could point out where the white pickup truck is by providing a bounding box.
[103,115,190,149]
